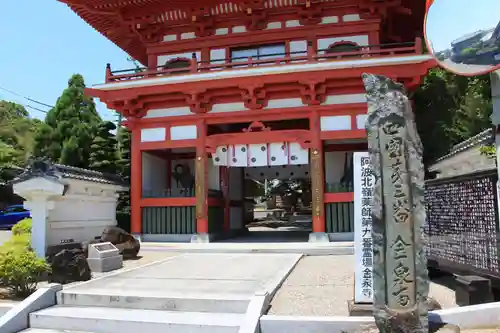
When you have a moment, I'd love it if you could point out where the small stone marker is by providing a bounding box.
[87,241,123,273]
[362,73,429,333]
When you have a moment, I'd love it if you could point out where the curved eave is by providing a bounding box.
[63,0,427,67]
[87,54,436,93]
[66,2,150,64]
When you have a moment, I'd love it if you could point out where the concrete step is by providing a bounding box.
[18,329,96,333]
[57,289,250,313]
[30,305,243,333]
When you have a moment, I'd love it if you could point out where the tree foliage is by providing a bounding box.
[116,126,131,214]
[89,121,118,173]
[0,101,42,183]
[413,68,493,170]
[33,74,102,168]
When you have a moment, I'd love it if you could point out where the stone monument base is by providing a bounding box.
[87,255,123,273]
[347,300,373,317]
[455,275,493,306]
[356,322,460,333]
[308,232,330,243]
[348,297,443,317]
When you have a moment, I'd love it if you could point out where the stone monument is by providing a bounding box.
[362,73,429,333]
[87,242,123,273]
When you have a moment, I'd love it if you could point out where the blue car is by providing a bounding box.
[0,205,30,229]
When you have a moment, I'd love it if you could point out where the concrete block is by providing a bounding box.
[260,302,500,333]
[87,255,123,273]
[238,293,268,333]
[455,275,493,306]
[429,301,500,328]
[0,284,62,333]
[191,233,212,243]
[30,306,243,333]
[308,232,330,243]
[347,300,373,317]
[260,315,374,333]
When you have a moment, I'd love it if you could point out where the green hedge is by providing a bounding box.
[0,218,50,297]
[12,218,32,236]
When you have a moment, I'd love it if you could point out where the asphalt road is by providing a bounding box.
[0,230,11,246]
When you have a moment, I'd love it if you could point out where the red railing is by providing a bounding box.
[105,38,423,83]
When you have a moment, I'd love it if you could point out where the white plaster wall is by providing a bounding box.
[321,16,339,24]
[142,152,167,197]
[321,116,352,131]
[429,148,496,178]
[343,14,362,22]
[141,128,166,142]
[145,95,366,120]
[170,125,198,140]
[47,179,121,246]
[145,107,191,118]
[163,34,177,42]
[325,151,353,184]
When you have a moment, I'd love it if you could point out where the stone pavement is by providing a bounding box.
[62,253,302,300]
[21,253,303,333]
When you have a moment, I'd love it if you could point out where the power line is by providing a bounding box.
[0,93,49,115]
[0,85,54,109]
[25,104,49,114]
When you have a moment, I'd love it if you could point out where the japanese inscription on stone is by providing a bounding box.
[354,152,375,303]
[363,73,428,333]
[378,122,416,309]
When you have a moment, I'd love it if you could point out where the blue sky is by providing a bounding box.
[1,0,498,121]
[426,0,500,52]
[0,1,133,121]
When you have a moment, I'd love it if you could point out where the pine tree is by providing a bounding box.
[89,121,118,173]
[116,125,131,214]
[33,74,101,168]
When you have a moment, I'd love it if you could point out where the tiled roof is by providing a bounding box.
[11,159,128,187]
[434,127,495,163]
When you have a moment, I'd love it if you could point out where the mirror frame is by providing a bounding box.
[424,0,500,76]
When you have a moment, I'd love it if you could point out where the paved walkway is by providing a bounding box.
[65,253,302,299]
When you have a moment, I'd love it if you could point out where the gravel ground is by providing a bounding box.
[269,255,457,316]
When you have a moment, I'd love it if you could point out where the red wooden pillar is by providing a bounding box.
[130,126,142,235]
[310,111,326,233]
[195,121,209,234]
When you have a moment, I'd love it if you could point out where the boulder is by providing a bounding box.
[48,248,92,284]
[99,226,140,259]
